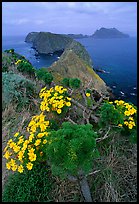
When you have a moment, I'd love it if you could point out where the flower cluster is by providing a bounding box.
[39,86,71,114]
[15,59,22,65]
[109,100,137,130]
[3,112,50,173]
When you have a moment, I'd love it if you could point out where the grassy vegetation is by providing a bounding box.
[2,163,54,202]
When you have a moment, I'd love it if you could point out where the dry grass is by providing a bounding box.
[88,133,137,202]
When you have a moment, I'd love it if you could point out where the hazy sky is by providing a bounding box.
[2,2,137,36]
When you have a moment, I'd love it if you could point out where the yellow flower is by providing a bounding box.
[57,109,62,114]
[9,142,16,149]
[34,139,41,146]
[26,162,33,170]
[6,162,11,170]
[18,151,24,161]
[40,124,46,132]
[3,146,8,152]
[17,138,24,145]
[7,139,13,145]
[67,97,71,101]
[12,164,18,171]
[18,165,24,173]
[86,93,90,97]
[28,148,35,153]
[118,100,124,105]
[66,102,71,107]
[114,100,119,103]
[118,124,122,127]
[124,111,130,116]
[129,117,134,121]
[10,159,16,166]
[14,132,19,137]
[109,102,113,104]
[43,139,47,144]
[124,121,128,126]
[29,153,36,162]
[3,151,12,159]
[13,145,20,153]
[37,133,44,138]
[128,124,133,129]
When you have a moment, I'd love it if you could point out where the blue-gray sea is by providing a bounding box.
[2,35,137,105]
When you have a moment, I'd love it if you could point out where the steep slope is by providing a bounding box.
[48,49,109,95]
[25,32,39,43]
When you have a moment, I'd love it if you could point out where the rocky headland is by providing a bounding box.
[25,31,112,96]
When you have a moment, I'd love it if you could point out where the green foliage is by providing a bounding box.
[98,102,124,127]
[17,61,35,76]
[36,68,53,85]
[86,89,92,94]
[2,72,37,110]
[2,53,12,71]
[43,72,53,85]
[2,66,8,72]
[5,49,15,54]
[62,78,70,87]
[2,163,54,202]
[45,122,99,178]
[69,78,81,89]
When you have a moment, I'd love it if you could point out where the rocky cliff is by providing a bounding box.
[25,32,39,43]
[25,32,73,54]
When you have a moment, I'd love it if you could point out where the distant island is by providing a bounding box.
[91,27,129,38]
[57,28,129,39]
[63,34,90,39]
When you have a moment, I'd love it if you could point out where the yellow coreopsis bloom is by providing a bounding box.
[118,124,122,127]
[26,162,33,170]
[34,139,41,146]
[3,151,12,159]
[86,93,90,97]
[12,164,18,171]
[57,109,62,114]
[18,165,24,173]
[14,132,19,137]
[124,111,130,116]
[29,154,36,162]
[66,102,71,107]
[6,162,11,170]
[43,139,47,144]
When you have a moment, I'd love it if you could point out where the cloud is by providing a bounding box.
[2,2,137,36]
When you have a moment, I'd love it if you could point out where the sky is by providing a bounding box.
[2,2,137,37]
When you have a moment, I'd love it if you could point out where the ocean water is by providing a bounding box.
[2,35,137,105]
[2,36,60,69]
[76,37,137,105]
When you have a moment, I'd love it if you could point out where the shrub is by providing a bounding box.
[43,72,53,85]
[2,73,37,110]
[2,66,8,72]
[69,78,81,89]
[2,163,54,202]
[44,122,99,178]
[62,78,70,87]
[98,100,137,143]
[17,61,35,76]
[36,68,53,85]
